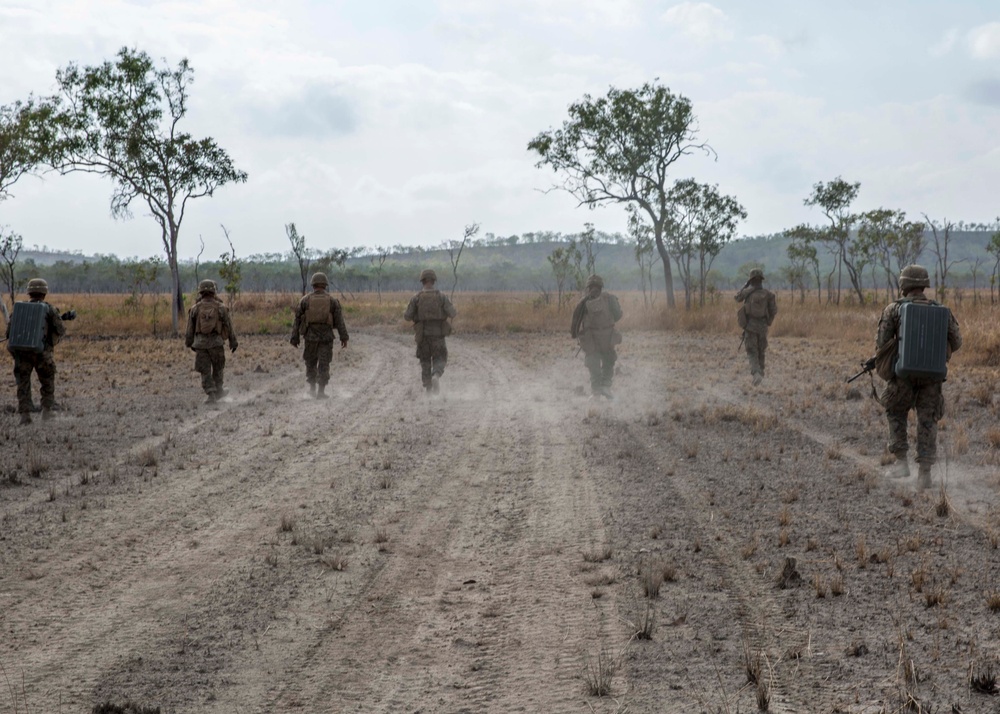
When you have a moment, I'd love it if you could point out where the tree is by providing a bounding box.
[217,225,241,306]
[547,245,574,310]
[578,222,599,277]
[987,221,1000,305]
[1,98,55,202]
[780,262,809,304]
[285,222,314,294]
[0,229,24,317]
[627,205,658,309]
[803,177,861,304]
[528,81,715,308]
[923,215,957,302]
[785,228,821,303]
[856,208,899,303]
[888,218,925,284]
[369,246,389,304]
[49,47,248,334]
[448,223,479,299]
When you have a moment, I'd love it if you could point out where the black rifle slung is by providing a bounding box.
[847,357,876,384]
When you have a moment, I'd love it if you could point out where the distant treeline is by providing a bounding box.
[11,225,1000,303]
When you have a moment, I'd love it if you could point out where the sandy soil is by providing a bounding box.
[1,328,999,713]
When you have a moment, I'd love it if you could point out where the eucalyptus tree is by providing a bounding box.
[528,82,715,308]
[49,47,247,333]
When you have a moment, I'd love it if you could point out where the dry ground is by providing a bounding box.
[1,324,999,713]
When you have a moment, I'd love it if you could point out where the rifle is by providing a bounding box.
[847,357,876,384]
[737,330,746,353]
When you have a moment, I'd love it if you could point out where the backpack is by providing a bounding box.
[7,302,48,353]
[746,289,769,319]
[894,300,950,381]
[305,293,333,325]
[196,300,222,335]
[416,290,446,321]
[583,294,614,331]
[736,305,748,329]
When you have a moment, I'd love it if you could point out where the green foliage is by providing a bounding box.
[0,98,56,200]
[49,47,248,330]
[218,226,241,305]
[528,81,716,308]
[0,229,24,309]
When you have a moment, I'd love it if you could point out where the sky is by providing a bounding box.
[1,0,999,261]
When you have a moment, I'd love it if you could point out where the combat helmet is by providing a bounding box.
[898,265,930,292]
[198,279,217,295]
[748,268,765,282]
[419,269,437,283]
[26,278,48,296]
[585,274,604,289]
[310,272,329,287]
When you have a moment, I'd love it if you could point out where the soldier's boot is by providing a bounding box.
[316,384,329,399]
[217,387,228,399]
[19,412,32,425]
[205,391,218,404]
[308,382,316,396]
[431,375,440,394]
[41,408,53,422]
[601,386,614,400]
[917,463,932,490]
[889,457,910,479]
[752,372,763,386]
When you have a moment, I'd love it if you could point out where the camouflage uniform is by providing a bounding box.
[876,289,961,478]
[735,270,778,385]
[290,273,349,398]
[571,275,623,399]
[404,270,457,393]
[184,282,238,403]
[5,281,66,423]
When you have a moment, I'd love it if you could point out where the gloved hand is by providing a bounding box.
[340,339,348,349]
[60,310,77,321]
[231,344,238,354]
[290,335,300,348]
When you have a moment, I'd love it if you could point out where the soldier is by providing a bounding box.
[289,272,349,398]
[735,268,778,386]
[5,278,67,424]
[877,265,961,489]
[404,269,456,394]
[570,274,623,400]
[184,280,238,404]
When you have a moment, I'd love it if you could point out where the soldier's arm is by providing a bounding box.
[332,300,349,342]
[403,296,418,322]
[609,294,623,323]
[947,312,962,353]
[875,305,898,350]
[290,299,305,337]
[767,292,778,324]
[442,294,457,319]
[184,307,196,348]
[50,305,66,338]
[223,307,238,350]
[570,299,586,338]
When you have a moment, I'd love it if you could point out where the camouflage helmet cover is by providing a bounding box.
[748,268,765,281]
[310,272,329,286]
[198,279,217,295]
[419,269,437,283]
[26,278,48,295]
[585,274,604,289]
[899,264,930,291]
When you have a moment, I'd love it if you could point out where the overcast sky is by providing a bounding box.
[1,0,999,260]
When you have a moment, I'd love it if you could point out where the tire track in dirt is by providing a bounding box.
[252,338,627,713]
[0,336,401,710]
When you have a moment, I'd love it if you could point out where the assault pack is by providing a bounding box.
[196,300,224,336]
[305,292,333,325]
[894,301,950,381]
[745,289,769,319]
[6,302,49,352]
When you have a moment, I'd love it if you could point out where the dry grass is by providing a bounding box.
[582,545,613,563]
[583,647,619,697]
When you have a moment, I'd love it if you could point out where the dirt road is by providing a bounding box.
[2,330,999,713]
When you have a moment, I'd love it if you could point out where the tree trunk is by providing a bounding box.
[653,224,676,309]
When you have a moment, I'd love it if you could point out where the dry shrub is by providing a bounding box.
[640,558,665,598]
[583,648,618,696]
[987,427,1000,451]
[583,545,613,563]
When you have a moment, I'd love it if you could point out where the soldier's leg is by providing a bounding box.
[744,333,763,376]
[584,352,602,394]
[881,378,915,461]
[303,341,319,386]
[758,333,769,374]
[316,342,333,398]
[194,349,216,396]
[420,358,433,389]
[913,382,943,466]
[210,347,227,395]
[13,354,35,414]
[37,352,57,415]
[430,337,448,377]
[601,348,617,393]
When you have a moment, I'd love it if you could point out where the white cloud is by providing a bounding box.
[661,2,733,43]
[967,22,1000,59]
[930,28,959,57]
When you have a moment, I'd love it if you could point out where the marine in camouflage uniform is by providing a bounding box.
[5,278,66,424]
[570,274,623,399]
[404,269,456,393]
[876,265,961,489]
[734,268,778,386]
[184,280,238,404]
[290,272,349,399]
